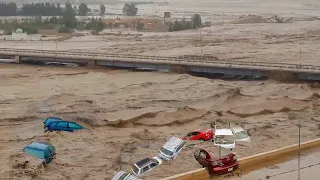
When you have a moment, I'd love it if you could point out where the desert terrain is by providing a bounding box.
[0,63,319,180]
[1,1,320,65]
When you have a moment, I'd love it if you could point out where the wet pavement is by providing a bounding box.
[228,147,320,180]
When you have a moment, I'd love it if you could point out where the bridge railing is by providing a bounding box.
[1,48,320,72]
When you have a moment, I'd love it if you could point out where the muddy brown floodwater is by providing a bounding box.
[0,64,319,180]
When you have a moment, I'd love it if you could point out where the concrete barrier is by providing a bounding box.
[161,138,320,180]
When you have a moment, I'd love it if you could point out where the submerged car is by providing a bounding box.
[111,171,141,180]
[43,117,62,127]
[131,156,162,177]
[182,129,214,141]
[194,148,238,175]
[158,137,186,161]
[213,129,236,150]
[23,142,56,165]
[231,126,251,143]
[44,117,85,132]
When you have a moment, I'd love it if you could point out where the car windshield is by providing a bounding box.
[119,172,129,180]
[215,135,234,144]
[23,147,45,159]
[132,165,139,174]
[160,147,173,156]
[234,131,248,139]
[44,118,60,125]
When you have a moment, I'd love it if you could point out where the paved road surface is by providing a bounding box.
[228,148,320,180]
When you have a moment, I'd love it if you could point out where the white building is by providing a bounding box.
[12,28,28,40]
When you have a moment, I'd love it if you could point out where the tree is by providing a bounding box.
[192,14,202,29]
[96,18,105,32]
[62,2,77,28]
[0,2,17,16]
[100,4,106,15]
[136,21,144,30]
[122,3,138,16]
[78,3,89,16]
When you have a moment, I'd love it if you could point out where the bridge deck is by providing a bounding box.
[1,48,320,73]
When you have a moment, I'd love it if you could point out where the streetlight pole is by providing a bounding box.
[297,51,301,180]
[298,116,301,180]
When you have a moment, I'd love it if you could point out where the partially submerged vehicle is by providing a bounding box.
[131,156,162,177]
[194,148,238,175]
[43,117,85,132]
[111,171,141,180]
[182,129,214,141]
[23,142,56,165]
[213,129,236,150]
[43,117,62,127]
[231,126,251,143]
[158,137,186,161]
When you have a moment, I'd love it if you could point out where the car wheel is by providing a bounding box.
[200,138,205,142]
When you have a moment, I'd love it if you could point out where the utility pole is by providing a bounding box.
[297,51,301,180]
[200,26,202,57]
[299,49,302,61]
[298,115,301,180]
[40,38,43,51]
[222,12,224,24]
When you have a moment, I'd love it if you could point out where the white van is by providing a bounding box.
[213,129,236,150]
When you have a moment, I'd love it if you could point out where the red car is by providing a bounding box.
[182,129,214,141]
[194,148,238,175]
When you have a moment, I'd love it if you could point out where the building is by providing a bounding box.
[12,28,28,40]
[103,17,169,32]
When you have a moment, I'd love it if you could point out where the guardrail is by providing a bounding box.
[162,138,320,180]
[1,48,320,73]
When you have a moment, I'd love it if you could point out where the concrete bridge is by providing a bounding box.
[1,48,320,81]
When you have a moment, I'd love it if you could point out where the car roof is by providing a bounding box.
[25,142,53,151]
[112,171,140,180]
[45,117,62,121]
[49,120,82,125]
[215,129,234,136]
[135,157,153,168]
[163,137,184,151]
[231,126,245,133]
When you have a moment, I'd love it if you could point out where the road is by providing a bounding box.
[1,48,320,73]
[228,148,320,180]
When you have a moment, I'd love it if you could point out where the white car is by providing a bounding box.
[158,137,187,161]
[131,156,162,177]
[111,171,141,180]
[213,129,236,150]
[231,126,251,143]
